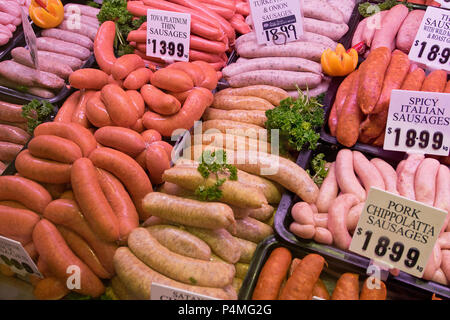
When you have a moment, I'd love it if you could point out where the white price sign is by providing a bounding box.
[383,89,450,156]
[435,0,450,9]
[146,9,191,62]
[150,283,219,300]
[409,6,450,72]
[249,0,304,45]
[0,236,41,278]
[349,188,447,278]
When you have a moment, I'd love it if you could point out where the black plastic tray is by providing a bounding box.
[239,235,443,300]
[0,0,97,104]
[274,140,450,298]
[0,24,24,62]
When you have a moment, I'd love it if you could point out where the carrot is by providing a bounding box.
[252,247,292,300]
[360,278,387,300]
[331,273,359,300]
[279,253,325,300]
[312,279,330,300]
[33,277,70,300]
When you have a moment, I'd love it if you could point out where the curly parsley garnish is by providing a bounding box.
[306,153,329,187]
[21,99,54,134]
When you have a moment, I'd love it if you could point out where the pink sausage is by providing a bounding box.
[353,151,385,196]
[291,202,314,226]
[313,213,328,228]
[335,149,366,202]
[347,202,364,233]
[289,222,315,239]
[363,10,388,48]
[328,194,359,250]
[397,153,424,200]
[423,243,442,281]
[371,4,409,51]
[316,162,339,213]
[441,250,450,283]
[352,17,367,47]
[433,165,450,234]
[313,227,333,245]
[414,158,440,206]
[309,203,318,214]
[370,158,398,194]
[431,268,448,286]
[438,233,450,250]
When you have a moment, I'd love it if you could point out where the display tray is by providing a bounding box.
[0,23,24,62]
[0,0,97,104]
[239,235,442,300]
[274,140,450,299]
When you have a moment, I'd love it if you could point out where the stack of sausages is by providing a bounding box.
[0,100,30,173]
[126,0,246,71]
[0,0,26,46]
[0,3,100,99]
[352,5,425,56]
[289,149,450,286]
[329,46,450,149]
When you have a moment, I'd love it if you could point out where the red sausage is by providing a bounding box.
[0,205,40,245]
[94,126,146,158]
[145,144,171,185]
[28,135,83,164]
[94,21,117,74]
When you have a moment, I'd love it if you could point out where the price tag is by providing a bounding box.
[150,283,220,300]
[435,0,450,9]
[349,188,447,278]
[146,9,191,62]
[383,89,450,156]
[0,236,42,278]
[248,0,304,45]
[409,6,450,71]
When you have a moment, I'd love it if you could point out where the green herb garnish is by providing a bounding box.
[189,277,198,285]
[21,99,54,134]
[87,1,100,8]
[195,150,238,201]
[358,0,413,18]
[306,153,329,187]
[265,87,324,152]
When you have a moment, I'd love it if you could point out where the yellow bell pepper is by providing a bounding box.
[321,44,358,77]
[29,0,64,29]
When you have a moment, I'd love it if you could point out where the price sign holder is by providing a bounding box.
[383,89,450,156]
[146,9,191,62]
[349,187,447,278]
[0,236,42,278]
[408,6,450,72]
[150,283,220,300]
[248,0,304,45]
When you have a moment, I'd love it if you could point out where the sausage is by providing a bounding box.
[151,141,173,159]
[313,227,333,245]
[290,223,316,239]
[0,205,40,245]
[141,84,181,116]
[371,4,409,51]
[34,122,97,157]
[15,150,72,184]
[111,276,139,300]
[212,94,274,111]
[371,50,410,115]
[336,70,362,147]
[54,91,81,123]
[123,68,152,90]
[89,147,153,219]
[28,135,82,164]
[316,162,339,213]
[71,158,120,242]
[71,90,96,128]
[397,153,425,200]
[353,151,385,195]
[370,158,398,194]
[414,158,440,206]
[145,144,171,185]
[142,192,235,230]
[357,47,392,114]
[396,10,426,53]
[143,87,213,137]
[329,72,355,136]
[441,250,450,282]
[96,169,139,242]
[434,165,450,233]
[328,194,360,250]
[112,54,145,80]
[347,202,364,233]
[291,202,315,226]
[0,141,22,162]
[64,3,100,18]
[101,84,139,128]
[363,11,388,47]
[32,219,105,297]
[58,20,98,41]
[335,149,366,202]
[0,124,29,145]
[423,243,442,280]
[235,237,256,264]
[86,91,113,128]
[126,90,146,118]
[0,176,52,214]
[151,68,194,92]
[94,126,146,158]
[439,233,450,249]
[146,225,211,261]
[331,273,360,300]
[0,101,27,123]
[184,226,241,264]
[69,69,109,90]
[167,62,205,87]
[228,217,273,243]
[57,226,112,279]
[41,28,93,50]
[421,70,447,92]
[37,50,83,71]
[36,37,91,60]
[43,199,117,275]
[114,247,234,300]
[192,60,219,90]
[235,169,282,204]
[203,108,267,127]
[94,21,116,74]
[141,129,162,146]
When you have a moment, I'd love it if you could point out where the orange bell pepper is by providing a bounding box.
[321,44,358,77]
[29,0,64,29]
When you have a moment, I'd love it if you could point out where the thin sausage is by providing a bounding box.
[335,149,366,202]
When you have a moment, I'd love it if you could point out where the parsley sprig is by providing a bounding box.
[306,153,329,187]
[265,87,324,152]
[359,0,413,18]
[195,150,238,201]
[21,99,54,134]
